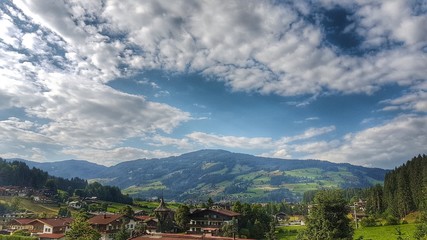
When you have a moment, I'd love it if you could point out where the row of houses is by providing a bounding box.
[1,199,245,240]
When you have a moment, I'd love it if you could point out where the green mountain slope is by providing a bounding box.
[9,150,387,202]
[101,150,387,202]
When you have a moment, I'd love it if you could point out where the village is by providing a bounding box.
[0,185,371,240]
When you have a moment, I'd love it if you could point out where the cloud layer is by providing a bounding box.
[0,0,426,167]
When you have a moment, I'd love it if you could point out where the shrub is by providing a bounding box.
[360,216,377,227]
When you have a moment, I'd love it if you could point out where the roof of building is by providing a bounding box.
[88,214,124,225]
[9,218,35,225]
[190,208,240,217]
[36,218,73,227]
[135,216,154,221]
[131,233,254,240]
[37,233,65,239]
[154,198,171,212]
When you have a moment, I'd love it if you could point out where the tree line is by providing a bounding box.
[0,158,132,204]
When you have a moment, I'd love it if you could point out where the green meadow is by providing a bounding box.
[277,223,419,240]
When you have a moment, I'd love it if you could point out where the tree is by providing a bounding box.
[65,213,101,240]
[414,212,427,240]
[174,205,190,231]
[10,196,21,211]
[132,222,147,238]
[114,223,130,240]
[265,221,277,240]
[207,197,214,209]
[58,207,71,217]
[221,217,238,238]
[119,205,134,217]
[302,189,353,240]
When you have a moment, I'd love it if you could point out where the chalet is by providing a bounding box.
[8,218,35,231]
[130,233,254,240]
[88,214,135,240]
[187,209,240,235]
[67,201,82,209]
[29,218,72,234]
[275,212,289,221]
[135,216,158,233]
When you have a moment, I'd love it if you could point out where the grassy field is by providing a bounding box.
[277,223,420,240]
[354,224,418,240]
[0,196,59,217]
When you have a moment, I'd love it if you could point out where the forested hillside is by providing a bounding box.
[0,158,87,192]
[383,154,427,218]
[7,150,388,202]
[0,158,132,204]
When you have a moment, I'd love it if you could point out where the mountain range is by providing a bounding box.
[8,149,387,202]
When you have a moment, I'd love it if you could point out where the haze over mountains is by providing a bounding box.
[10,150,387,202]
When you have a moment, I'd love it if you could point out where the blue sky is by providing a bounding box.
[0,0,426,168]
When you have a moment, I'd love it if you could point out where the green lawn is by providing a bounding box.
[0,196,59,217]
[354,224,418,240]
[277,224,419,240]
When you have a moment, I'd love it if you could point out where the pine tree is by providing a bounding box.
[303,189,353,240]
[65,213,100,240]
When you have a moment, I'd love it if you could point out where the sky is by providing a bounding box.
[0,0,426,169]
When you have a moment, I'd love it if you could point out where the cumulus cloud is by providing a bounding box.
[1,0,426,165]
[12,0,426,96]
[307,115,427,168]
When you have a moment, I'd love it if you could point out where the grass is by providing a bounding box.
[276,223,420,240]
[0,196,59,217]
[354,223,418,240]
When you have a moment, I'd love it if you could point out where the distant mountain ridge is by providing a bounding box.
[7,150,388,202]
[7,158,108,179]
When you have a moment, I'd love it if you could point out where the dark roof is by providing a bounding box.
[37,233,65,239]
[88,214,124,225]
[10,218,35,225]
[154,198,171,212]
[190,208,240,217]
[131,233,254,240]
[36,218,73,227]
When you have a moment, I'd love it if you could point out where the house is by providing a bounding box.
[135,216,158,233]
[187,209,240,235]
[29,218,73,234]
[134,210,148,216]
[130,233,254,240]
[8,218,35,231]
[68,201,82,209]
[275,212,289,221]
[88,214,134,240]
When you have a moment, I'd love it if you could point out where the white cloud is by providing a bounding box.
[309,115,427,168]
[381,91,427,112]
[9,0,426,97]
[186,132,273,150]
[1,0,426,166]
[278,126,336,144]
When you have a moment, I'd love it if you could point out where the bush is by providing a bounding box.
[360,216,377,227]
[385,215,400,226]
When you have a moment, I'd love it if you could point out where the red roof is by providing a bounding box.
[36,218,72,227]
[88,214,124,225]
[11,218,35,225]
[131,233,253,240]
[37,233,65,239]
[135,216,153,221]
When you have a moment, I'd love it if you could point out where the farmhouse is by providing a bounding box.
[187,208,240,235]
